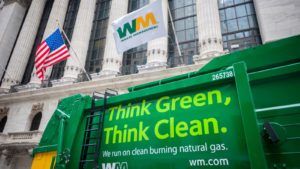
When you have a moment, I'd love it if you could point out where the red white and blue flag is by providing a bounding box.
[35,28,70,80]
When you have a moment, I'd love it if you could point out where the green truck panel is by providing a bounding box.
[33,35,300,169]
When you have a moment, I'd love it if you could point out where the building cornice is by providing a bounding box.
[3,0,31,8]
[0,65,201,104]
[0,107,9,114]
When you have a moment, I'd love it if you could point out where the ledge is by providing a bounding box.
[0,131,42,151]
[0,64,201,104]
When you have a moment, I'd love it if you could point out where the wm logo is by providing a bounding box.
[117,12,157,39]
[102,162,128,169]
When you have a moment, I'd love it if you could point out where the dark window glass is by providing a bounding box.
[121,0,149,75]
[50,0,81,80]
[186,29,195,41]
[22,0,54,84]
[218,0,224,8]
[175,20,185,31]
[218,0,261,52]
[248,15,257,27]
[219,10,226,21]
[185,0,194,6]
[246,3,255,15]
[168,0,198,67]
[236,5,247,17]
[238,17,249,29]
[234,0,244,5]
[30,112,42,131]
[0,116,7,133]
[221,21,227,33]
[185,17,194,29]
[235,32,244,38]
[174,0,184,8]
[85,0,112,74]
[174,8,184,19]
[225,7,236,19]
[224,0,234,7]
[185,5,195,16]
[227,19,238,32]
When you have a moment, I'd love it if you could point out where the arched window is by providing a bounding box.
[30,112,42,131]
[0,116,7,133]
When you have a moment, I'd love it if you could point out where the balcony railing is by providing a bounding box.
[0,131,43,144]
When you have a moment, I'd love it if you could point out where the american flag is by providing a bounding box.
[35,28,70,80]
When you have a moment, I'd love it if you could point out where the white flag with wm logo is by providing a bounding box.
[112,0,167,54]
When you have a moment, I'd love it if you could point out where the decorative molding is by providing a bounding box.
[0,143,38,165]
[0,131,42,147]
[31,103,43,113]
[193,54,214,65]
[0,107,9,115]
[137,62,168,73]
[1,149,13,165]
[14,83,41,92]
[1,78,20,86]
[0,64,201,104]
[93,70,120,80]
[51,78,76,87]
[65,65,82,73]
[200,38,222,49]
[3,0,31,8]
[147,49,167,56]
[193,50,224,64]
[104,58,121,65]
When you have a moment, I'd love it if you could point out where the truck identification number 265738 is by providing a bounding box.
[212,70,234,81]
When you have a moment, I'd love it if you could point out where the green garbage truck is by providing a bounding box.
[31,35,300,169]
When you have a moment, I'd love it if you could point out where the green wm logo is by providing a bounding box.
[102,162,128,169]
[117,12,158,42]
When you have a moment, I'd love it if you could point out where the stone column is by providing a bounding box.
[29,0,70,87]
[193,0,223,64]
[0,0,47,92]
[97,0,129,78]
[56,0,97,85]
[0,0,28,83]
[138,0,169,73]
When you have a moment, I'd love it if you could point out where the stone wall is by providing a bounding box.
[254,0,300,43]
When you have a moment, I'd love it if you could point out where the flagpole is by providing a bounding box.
[167,6,184,65]
[56,20,91,81]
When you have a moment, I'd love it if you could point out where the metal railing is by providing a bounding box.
[0,131,43,144]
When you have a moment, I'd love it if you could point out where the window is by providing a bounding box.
[223,0,234,7]
[168,0,198,67]
[85,0,112,74]
[218,0,261,51]
[30,112,42,131]
[225,7,236,19]
[0,116,7,133]
[122,0,149,75]
[227,19,238,32]
[236,5,247,17]
[238,17,249,30]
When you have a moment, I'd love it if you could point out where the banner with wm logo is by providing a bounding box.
[112,0,167,54]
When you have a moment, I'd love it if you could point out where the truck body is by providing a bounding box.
[31,35,300,169]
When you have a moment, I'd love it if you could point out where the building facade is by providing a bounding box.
[0,0,299,168]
